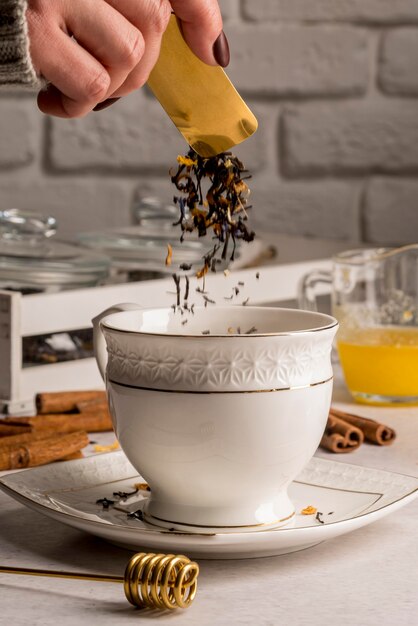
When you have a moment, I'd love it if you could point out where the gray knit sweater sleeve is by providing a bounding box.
[0,0,40,87]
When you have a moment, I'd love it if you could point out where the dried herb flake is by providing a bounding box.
[96,498,115,510]
[171,149,255,278]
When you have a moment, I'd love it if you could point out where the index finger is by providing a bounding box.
[169,0,227,66]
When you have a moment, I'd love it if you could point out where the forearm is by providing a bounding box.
[0,0,40,87]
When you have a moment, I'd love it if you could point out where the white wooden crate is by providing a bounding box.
[0,260,331,415]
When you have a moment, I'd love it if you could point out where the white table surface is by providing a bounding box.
[0,370,417,626]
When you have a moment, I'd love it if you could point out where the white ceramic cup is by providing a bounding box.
[93,305,338,533]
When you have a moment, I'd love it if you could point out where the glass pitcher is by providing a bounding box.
[299,245,418,406]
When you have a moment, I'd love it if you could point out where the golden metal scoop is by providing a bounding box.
[0,552,199,610]
[147,15,258,157]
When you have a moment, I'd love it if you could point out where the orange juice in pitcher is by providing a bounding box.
[337,326,418,404]
[300,245,418,405]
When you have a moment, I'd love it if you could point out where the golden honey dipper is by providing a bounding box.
[0,552,199,610]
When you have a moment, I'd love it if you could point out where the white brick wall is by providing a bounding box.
[226,26,370,97]
[0,1,417,245]
[282,102,418,175]
[379,29,418,95]
[242,1,418,24]
[365,179,418,244]
[0,100,38,168]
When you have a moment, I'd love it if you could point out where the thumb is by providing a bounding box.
[170,0,229,66]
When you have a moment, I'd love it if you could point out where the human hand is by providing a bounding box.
[27,0,228,118]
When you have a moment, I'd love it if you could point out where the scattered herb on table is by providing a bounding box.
[301,506,317,516]
[96,497,115,509]
[93,441,120,453]
[113,490,138,500]
[127,509,144,521]
[134,482,151,492]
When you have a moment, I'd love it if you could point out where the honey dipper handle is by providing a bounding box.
[0,565,121,584]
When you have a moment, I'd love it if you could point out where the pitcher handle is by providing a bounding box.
[92,303,142,381]
[298,270,332,312]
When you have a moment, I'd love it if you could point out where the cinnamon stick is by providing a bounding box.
[36,391,106,415]
[330,408,396,446]
[59,451,84,461]
[0,423,32,438]
[0,430,71,450]
[76,397,109,415]
[0,411,113,436]
[320,414,364,454]
[0,431,89,470]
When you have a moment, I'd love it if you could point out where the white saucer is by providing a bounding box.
[1,451,417,560]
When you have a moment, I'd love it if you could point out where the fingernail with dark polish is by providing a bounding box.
[213,31,230,67]
[93,97,120,112]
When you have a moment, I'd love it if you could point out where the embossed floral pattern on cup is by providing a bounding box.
[105,331,334,391]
